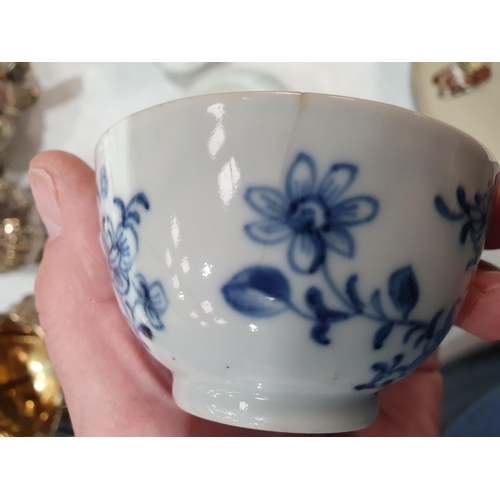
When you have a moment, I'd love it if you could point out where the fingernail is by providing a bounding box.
[28,168,61,239]
[477,260,500,273]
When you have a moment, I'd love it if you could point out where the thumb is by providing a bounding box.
[28,151,172,435]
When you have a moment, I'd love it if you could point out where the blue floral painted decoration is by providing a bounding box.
[132,274,169,330]
[435,186,489,269]
[101,191,168,341]
[222,152,462,391]
[245,152,379,273]
[102,193,149,295]
[354,307,455,390]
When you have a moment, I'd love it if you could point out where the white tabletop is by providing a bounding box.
[2,62,498,365]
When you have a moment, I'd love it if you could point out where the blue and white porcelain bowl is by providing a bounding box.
[95,92,498,434]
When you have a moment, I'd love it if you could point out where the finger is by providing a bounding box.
[485,181,500,249]
[454,264,500,341]
[29,151,174,435]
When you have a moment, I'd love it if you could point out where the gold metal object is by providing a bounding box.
[0,62,39,172]
[0,178,47,273]
[0,296,63,437]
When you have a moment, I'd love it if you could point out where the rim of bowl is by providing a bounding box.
[96,91,499,169]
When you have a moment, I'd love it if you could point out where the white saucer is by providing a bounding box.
[153,62,208,75]
[187,66,286,96]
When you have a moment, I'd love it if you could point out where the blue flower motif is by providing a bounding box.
[435,186,489,268]
[133,274,169,330]
[103,219,134,295]
[100,167,109,199]
[100,191,169,342]
[102,194,150,295]
[244,153,379,274]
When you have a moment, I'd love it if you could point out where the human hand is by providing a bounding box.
[28,151,500,436]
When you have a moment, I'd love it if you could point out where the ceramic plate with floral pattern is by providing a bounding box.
[412,63,500,160]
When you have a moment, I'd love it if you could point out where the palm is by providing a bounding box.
[31,152,500,436]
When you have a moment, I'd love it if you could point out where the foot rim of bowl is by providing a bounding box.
[172,376,379,434]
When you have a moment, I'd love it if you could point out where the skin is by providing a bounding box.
[30,151,500,436]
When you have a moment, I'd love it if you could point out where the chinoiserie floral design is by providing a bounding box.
[435,186,489,269]
[222,152,460,392]
[101,191,168,341]
[245,152,379,274]
[354,307,455,390]
[102,193,149,295]
[133,274,169,330]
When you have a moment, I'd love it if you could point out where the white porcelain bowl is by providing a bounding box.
[95,92,498,434]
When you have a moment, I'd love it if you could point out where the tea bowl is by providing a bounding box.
[95,92,498,434]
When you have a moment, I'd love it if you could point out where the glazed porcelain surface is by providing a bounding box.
[95,92,498,434]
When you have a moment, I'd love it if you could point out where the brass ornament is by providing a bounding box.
[0,296,63,437]
[0,179,47,273]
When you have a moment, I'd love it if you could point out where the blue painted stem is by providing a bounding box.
[291,261,430,332]
[321,264,356,311]
[288,302,316,321]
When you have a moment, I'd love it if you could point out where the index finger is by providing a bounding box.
[485,181,500,249]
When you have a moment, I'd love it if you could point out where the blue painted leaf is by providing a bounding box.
[427,308,454,351]
[345,274,364,312]
[373,322,395,350]
[471,226,483,248]
[392,354,405,367]
[354,383,376,391]
[370,289,386,319]
[460,220,473,245]
[125,210,141,225]
[113,197,127,219]
[138,324,153,340]
[129,192,150,211]
[222,266,290,317]
[434,196,464,221]
[425,309,444,340]
[403,325,423,344]
[466,258,477,270]
[456,186,469,215]
[388,266,419,320]
[414,332,427,349]
[372,362,389,373]
[311,323,331,345]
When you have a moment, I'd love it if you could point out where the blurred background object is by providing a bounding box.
[0,63,39,176]
[0,295,63,436]
[153,62,209,75]
[0,179,47,273]
[0,62,498,436]
[187,65,285,95]
[0,63,58,437]
[431,63,491,99]
[413,63,500,161]
[0,62,46,274]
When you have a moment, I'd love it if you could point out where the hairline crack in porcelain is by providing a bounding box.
[95,91,498,434]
